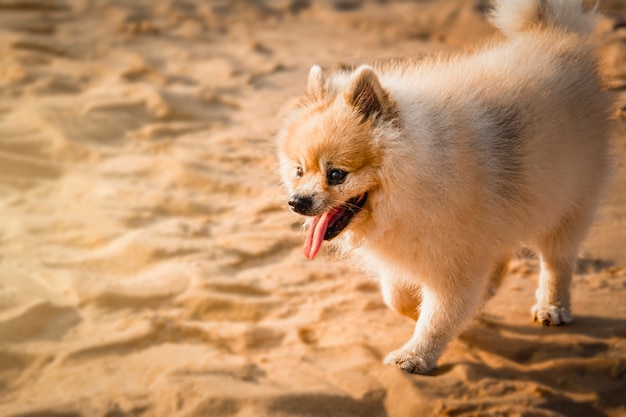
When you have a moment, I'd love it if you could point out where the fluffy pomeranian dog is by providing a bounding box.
[276,0,614,374]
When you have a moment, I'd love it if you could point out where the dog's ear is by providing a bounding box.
[344,65,395,122]
[307,65,325,100]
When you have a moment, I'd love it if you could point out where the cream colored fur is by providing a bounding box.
[276,0,614,374]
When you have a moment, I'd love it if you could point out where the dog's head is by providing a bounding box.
[276,65,399,259]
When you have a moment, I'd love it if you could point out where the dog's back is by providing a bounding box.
[486,0,613,237]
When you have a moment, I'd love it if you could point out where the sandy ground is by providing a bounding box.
[0,1,625,416]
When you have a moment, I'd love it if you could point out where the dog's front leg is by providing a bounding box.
[380,274,421,321]
[384,278,484,374]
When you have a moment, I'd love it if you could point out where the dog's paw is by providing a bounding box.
[531,304,572,326]
[383,349,435,375]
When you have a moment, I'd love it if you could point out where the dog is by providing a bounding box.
[276,0,614,374]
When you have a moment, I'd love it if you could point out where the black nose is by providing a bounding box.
[289,195,313,215]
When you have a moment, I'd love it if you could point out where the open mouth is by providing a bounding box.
[303,193,368,260]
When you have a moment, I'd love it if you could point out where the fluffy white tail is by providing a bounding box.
[490,0,597,36]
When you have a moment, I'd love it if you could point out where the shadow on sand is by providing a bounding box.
[438,315,626,416]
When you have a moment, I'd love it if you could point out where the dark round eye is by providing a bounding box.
[295,167,303,179]
[327,168,348,185]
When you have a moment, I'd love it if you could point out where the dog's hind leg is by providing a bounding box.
[484,254,511,301]
[532,207,594,326]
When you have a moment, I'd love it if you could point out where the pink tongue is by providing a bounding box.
[303,209,339,260]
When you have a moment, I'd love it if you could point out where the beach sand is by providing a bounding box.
[0,1,625,416]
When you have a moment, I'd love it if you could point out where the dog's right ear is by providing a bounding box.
[307,65,325,100]
[344,65,395,123]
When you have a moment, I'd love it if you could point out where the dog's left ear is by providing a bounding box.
[344,65,395,122]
